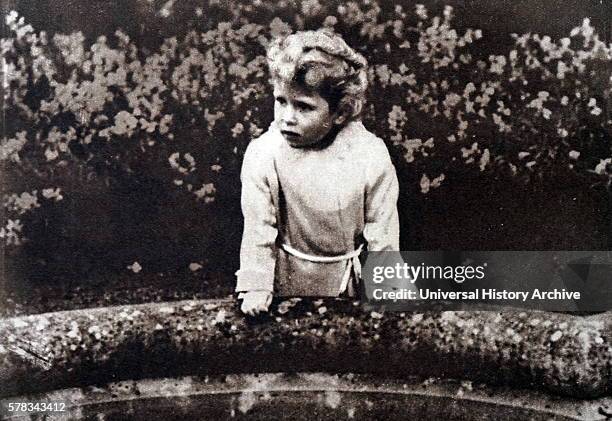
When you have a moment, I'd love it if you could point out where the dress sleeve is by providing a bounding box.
[363,142,400,251]
[235,141,278,293]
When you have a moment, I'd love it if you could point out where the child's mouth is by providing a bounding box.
[281,130,300,139]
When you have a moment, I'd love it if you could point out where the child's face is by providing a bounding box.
[273,81,338,148]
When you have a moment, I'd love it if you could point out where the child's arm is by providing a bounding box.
[362,141,420,293]
[363,141,400,251]
[235,140,277,313]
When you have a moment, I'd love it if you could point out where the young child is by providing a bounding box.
[236,29,399,316]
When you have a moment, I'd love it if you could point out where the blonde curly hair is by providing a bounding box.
[266,29,368,121]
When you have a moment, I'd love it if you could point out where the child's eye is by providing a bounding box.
[296,102,314,111]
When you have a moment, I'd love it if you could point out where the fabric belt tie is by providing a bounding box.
[280,243,363,295]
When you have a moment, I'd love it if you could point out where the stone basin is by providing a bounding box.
[3,373,611,420]
[1,299,612,419]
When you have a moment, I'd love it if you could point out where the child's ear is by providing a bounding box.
[333,113,346,125]
[332,105,351,125]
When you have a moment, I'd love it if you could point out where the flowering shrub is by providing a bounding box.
[365,7,611,193]
[2,10,271,260]
[1,2,610,270]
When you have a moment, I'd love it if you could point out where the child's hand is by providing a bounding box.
[240,290,273,316]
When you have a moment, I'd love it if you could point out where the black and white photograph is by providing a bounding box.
[1,0,612,419]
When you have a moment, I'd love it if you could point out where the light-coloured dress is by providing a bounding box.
[235,120,399,297]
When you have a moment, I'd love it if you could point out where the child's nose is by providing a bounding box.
[282,105,298,125]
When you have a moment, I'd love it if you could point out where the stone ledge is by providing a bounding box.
[3,373,611,420]
[0,298,610,398]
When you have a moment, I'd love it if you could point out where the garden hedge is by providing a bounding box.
[1,1,611,280]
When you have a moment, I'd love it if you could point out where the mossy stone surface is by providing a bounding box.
[1,298,610,398]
